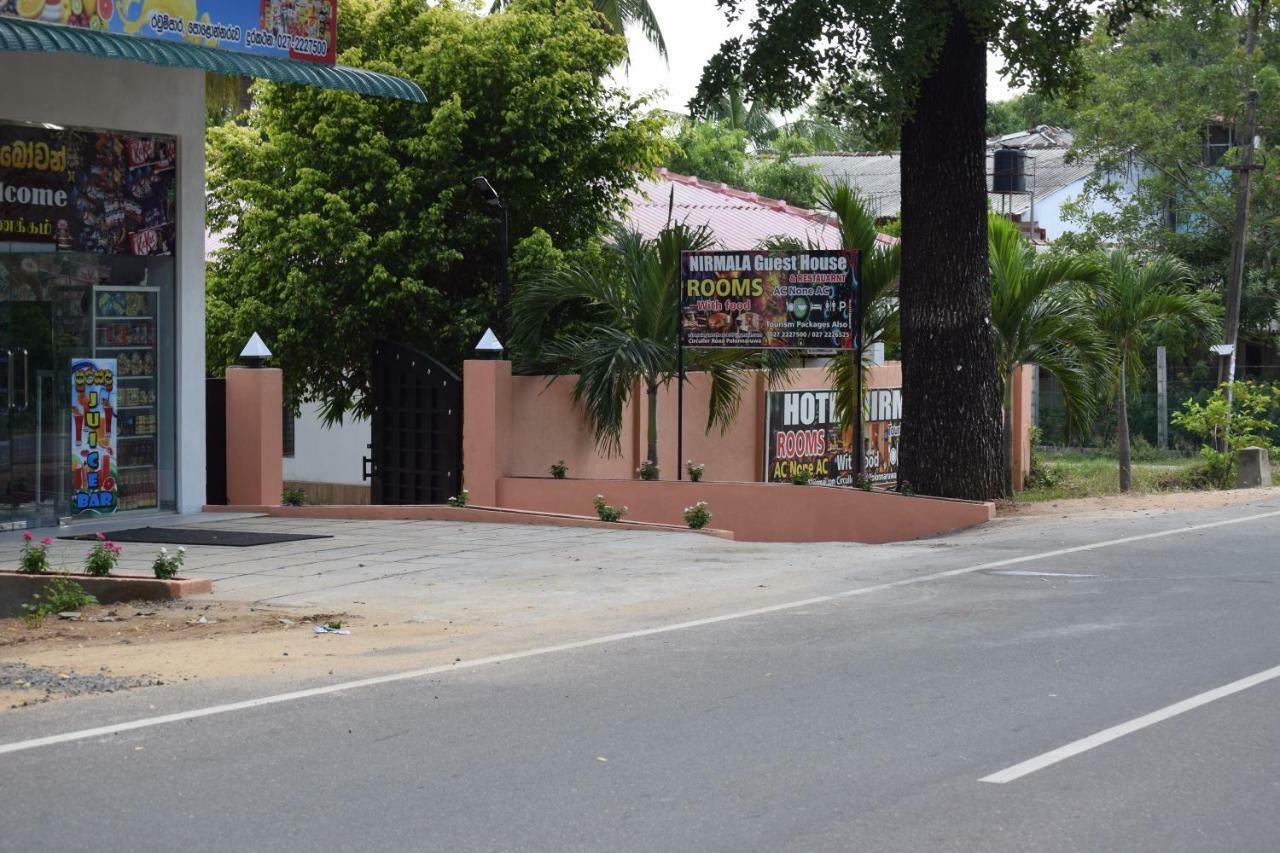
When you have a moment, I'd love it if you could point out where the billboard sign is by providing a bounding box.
[0,0,337,64]
[0,122,176,255]
[679,249,857,349]
[764,389,856,486]
[862,387,901,486]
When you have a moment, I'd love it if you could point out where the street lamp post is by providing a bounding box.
[470,176,510,337]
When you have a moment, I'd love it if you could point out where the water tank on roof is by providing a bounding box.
[992,147,1027,193]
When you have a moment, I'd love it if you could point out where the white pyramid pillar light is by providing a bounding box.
[475,327,504,360]
[240,332,273,368]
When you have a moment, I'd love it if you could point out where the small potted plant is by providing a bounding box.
[447,489,470,507]
[685,460,705,483]
[592,495,628,522]
[282,487,306,507]
[18,531,52,574]
[152,545,186,580]
[683,501,712,530]
[550,460,568,479]
[636,460,659,481]
[790,468,812,486]
[84,533,121,577]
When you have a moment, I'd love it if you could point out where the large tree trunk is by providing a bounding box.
[1116,369,1132,492]
[898,5,1006,500]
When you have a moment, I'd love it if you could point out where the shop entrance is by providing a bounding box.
[0,295,60,529]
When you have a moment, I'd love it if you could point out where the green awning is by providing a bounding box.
[0,17,426,103]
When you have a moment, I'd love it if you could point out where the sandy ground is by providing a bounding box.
[999,485,1280,517]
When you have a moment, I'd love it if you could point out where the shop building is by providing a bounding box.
[0,7,422,529]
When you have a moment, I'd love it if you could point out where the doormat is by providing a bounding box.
[61,527,332,547]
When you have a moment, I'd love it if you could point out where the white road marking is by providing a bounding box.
[2,508,1279,757]
[986,570,1097,578]
[981,662,1280,784]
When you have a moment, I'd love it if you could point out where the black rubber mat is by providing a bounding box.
[61,527,332,547]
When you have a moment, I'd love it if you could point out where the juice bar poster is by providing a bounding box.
[71,358,118,515]
[0,122,175,255]
[0,0,336,64]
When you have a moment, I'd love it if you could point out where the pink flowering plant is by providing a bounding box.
[84,532,121,577]
[18,531,53,574]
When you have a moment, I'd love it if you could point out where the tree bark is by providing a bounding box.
[898,4,1006,499]
[1116,368,1132,492]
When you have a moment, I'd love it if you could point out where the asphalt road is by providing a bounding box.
[4,498,1280,851]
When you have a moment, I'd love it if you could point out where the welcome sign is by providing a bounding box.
[0,0,337,64]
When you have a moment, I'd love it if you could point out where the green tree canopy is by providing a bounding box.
[206,0,667,422]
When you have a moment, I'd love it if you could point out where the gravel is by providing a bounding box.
[0,662,160,707]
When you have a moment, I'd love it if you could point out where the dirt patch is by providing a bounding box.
[999,486,1280,517]
[0,599,494,710]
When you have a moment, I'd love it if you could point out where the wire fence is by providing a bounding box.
[1036,365,1280,453]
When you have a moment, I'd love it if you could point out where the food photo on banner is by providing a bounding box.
[863,387,901,486]
[0,123,175,256]
[0,0,336,63]
[764,390,856,486]
[71,357,118,515]
[680,250,857,349]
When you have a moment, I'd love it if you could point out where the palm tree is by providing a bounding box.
[988,214,1102,495]
[510,223,784,468]
[1083,250,1219,492]
[491,0,667,60]
[760,179,901,431]
[705,81,777,150]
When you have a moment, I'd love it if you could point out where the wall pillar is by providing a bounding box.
[462,359,512,505]
[1011,364,1035,491]
[225,367,283,505]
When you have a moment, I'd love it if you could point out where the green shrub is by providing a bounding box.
[83,534,121,577]
[1172,381,1280,489]
[152,546,186,580]
[636,460,660,481]
[446,489,470,507]
[282,487,306,506]
[22,575,98,619]
[550,460,567,479]
[18,532,52,574]
[592,495,627,522]
[683,501,712,529]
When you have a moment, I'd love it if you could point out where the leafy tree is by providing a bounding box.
[491,0,668,59]
[664,120,750,186]
[987,214,1101,494]
[694,0,1121,499]
[1083,251,1219,491]
[985,92,1073,138]
[704,80,778,148]
[1173,380,1280,486]
[206,0,666,421]
[510,224,787,466]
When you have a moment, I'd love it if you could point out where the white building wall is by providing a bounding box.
[0,53,207,513]
[284,403,371,486]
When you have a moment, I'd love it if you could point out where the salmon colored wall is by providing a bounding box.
[463,360,1028,495]
[496,478,993,544]
[225,367,283,506]
[1011,364,1034,491]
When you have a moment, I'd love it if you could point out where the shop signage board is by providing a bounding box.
[0,122,176,255]
[0,0,337,64]
[679,249,857,349]
[764,389,856,486]
[764,386,902,487]
[71,357,118,516]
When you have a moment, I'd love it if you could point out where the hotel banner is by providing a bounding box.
[71,358,118,515]
[680,249,857,349]
[764,389,856,486]
[0,0,336,64]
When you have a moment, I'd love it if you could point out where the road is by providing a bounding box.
[3,496,1280,851]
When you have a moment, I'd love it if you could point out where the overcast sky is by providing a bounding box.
[612,0,1020,116]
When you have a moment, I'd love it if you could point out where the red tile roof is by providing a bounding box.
[623,168,895,250]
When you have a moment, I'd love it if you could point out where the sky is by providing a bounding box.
[612,0,1021,117]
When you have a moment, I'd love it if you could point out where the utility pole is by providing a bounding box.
[1218,0,1265,389]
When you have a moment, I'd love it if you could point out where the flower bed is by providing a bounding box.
[0,571,213,619]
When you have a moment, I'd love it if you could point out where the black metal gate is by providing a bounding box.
[365,341,462,504]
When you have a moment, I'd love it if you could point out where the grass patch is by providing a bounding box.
[1019,450,1199,503]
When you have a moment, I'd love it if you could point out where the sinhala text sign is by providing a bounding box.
[71,357,118,515]
[680,249,857,349]
[0,0,337,64]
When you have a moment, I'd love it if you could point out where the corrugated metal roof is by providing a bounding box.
[793,144,1097,221]
[623,168,895,249]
